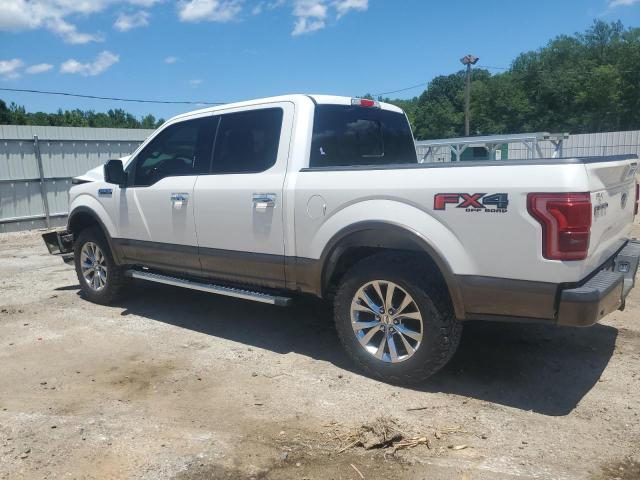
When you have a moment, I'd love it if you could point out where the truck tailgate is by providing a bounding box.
[585,157,638,272]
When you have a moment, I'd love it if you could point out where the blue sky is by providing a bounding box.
[1,0,639,121]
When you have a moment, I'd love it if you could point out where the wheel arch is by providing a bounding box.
[318,221,465,319]
[67,206,122,265]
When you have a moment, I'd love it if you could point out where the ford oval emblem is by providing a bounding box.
[621,192,628,209]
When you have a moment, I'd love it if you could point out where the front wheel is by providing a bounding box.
[333,252,462,384]
[74,227,128,305]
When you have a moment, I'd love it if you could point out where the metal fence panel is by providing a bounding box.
[508,130,640,159]
[0,125,153,233]
[2,125,640,233]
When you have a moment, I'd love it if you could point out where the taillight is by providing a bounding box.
[635,183,639,216]
[351,97,380,108]
[527,193,592,261]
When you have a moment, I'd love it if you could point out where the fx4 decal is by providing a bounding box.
[434,193,509,213]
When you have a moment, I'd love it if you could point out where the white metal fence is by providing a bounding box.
[415,130,640,163]
[1,126,639,233]
[0,125,153,233]
[509,130,640,159]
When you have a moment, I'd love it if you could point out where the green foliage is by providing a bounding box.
[381,20,640,140]
[0,100,165,129]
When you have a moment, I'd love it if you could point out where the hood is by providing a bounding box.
[72,155,131,184]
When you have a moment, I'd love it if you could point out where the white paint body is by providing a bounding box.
[68,94,637,286]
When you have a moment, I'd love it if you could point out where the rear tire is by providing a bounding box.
[333,252,462,385]
[74,227,128,305]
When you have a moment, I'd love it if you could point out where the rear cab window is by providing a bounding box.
[310,105,417,168]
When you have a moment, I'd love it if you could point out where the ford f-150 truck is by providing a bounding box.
[42,94,640,384]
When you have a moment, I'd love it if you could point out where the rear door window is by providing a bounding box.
[211,108,283,174]
[310,105,417,168]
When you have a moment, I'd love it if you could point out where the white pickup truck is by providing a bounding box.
[43,94,640,384]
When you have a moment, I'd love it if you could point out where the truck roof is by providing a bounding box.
[170,94,404,123]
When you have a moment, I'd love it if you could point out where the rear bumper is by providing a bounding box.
[557,240,640,326]
[457,240,640,326]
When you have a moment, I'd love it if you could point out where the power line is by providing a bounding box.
[372,82,429,97]
[477,64,509,70]
[0,87,226,106]
[371,66,510,98]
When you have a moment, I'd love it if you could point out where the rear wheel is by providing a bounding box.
[74,227,128,305]
[333,252,462,384]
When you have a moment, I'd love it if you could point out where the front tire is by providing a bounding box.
[74,227,128,305]
[333,252,462,385]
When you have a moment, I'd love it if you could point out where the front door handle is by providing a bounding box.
[171,193,189,207]
[252,193,276,210]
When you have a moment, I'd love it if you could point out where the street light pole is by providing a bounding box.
[460,54,479,136]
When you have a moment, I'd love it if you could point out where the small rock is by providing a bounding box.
[279,452,289,461]
[252,372,258,377]
[448,445,468,450]
[295,462,301,467]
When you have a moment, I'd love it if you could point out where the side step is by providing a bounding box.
[126,270,292,307]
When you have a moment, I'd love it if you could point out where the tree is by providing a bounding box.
[0,101,165,129]
[385,20,640,139]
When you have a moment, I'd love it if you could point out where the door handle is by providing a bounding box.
[171,193,189,207]
[252,193,276,210]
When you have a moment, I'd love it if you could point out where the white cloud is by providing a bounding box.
[114,10,150,31]
[128,0,163,6]
[165,56,178,64]
[47,16,104,44]
[26,63,54,74]
[178,0,243,22]
[189,79,203,86]
[252,0,285,14]
[608,0,639,5]
[334,0,367,18]
[292,0,327,35]
[286,0,368,36]
[0,58,24,79]
[60,50,120,76]
[0,1,162,43]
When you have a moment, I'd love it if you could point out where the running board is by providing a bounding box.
[126,270,292,306]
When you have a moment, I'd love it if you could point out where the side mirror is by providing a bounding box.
[104,159,126,187]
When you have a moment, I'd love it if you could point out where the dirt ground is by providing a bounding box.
[1,229,639,480]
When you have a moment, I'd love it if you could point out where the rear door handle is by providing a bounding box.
[252,193,276,210]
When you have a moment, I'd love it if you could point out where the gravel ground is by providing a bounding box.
[1,228,639,480]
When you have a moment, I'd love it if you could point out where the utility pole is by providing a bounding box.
[460,54,479,136]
